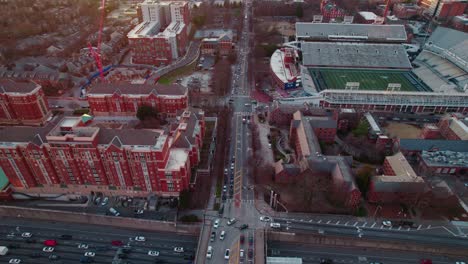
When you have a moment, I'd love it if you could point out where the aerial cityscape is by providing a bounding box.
[0,0,467,263]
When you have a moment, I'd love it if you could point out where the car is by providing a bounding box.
[223,185,227,192]
[455,262,466,264]
[224,249,230,260]
[240,249,245,259]
[270,223,281,229]
[61,234,72,240]
[240,234,245,244]
[148,251,160,256]
[420,259,432,264]
[134,236,146,242]
[101,197,109,206]
[109,207,120,216]
[94,196,101,205]
[77,243,89,249]
[210,231,216,242]
[213,219,220,228]
[227,218,237,226]
[206,246,213,259]
[248,248,253,259]
[174,247,184,253]
[9,260,21,264]
[220,230,226,240]
[21,232,32,238]
[259,216,272,222]
[240,224,249,230]
[84,252,95,257]
[43,247,55,253]
[25,238,36,243]
[44,240,57,246]
[134,209,144,215]
[248,235,254,245]
[111,240,123,246]
[49,255,60,260]
[382,220,392,227]
[80,256,94,263]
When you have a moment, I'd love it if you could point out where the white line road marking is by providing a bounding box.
[326,220,331,224]
[371,223,376,228]
[407,228,410,231]
[344,221,349,226]
[353,222,358,227]
[417,225,422,230]
[336,221,340,225]
[317,220,322,223]
[380,225,384,229]
[398,226,402,230]
[362,222,367,227]
[309,220,313,223]
[428,225,431,229]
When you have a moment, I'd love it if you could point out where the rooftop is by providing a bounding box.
[98,129,162,148]
[0,79,40,94]
[295,23,407,42]
[166,149,188,170]
[267,257,302,264]
[421,150,468,167]
[88,83,187,96]
[158,21,185,38]
[194,29,234,40]
[270,49,299,84]
[386,152,419,179]
[302,42,412,69]
[127,21,161,38]
[359,11,378,21]
[399,139,468,152]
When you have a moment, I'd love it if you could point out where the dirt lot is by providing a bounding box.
[384,122,422,139]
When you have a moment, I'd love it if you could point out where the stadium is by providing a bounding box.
[270,23,468,114]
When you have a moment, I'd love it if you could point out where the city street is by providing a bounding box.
[0,217,197,264]
[267,242,468,264]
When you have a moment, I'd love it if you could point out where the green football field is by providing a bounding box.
[312,69,418,91]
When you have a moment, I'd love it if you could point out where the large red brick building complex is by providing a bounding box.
[87,83,188,117]
[0,109,205,197]
[0,79,51,125]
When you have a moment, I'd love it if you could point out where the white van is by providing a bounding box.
[219,230,225,240]
[206,246,213,259]
[270,222,281,229]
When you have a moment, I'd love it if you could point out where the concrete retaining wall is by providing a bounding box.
[0,206,200,235]
[268,231,468,257]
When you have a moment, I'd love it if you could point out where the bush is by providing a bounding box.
[179,214,200,222]
[354,206,367,217]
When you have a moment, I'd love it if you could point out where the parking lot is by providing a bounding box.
[0,217,197,264]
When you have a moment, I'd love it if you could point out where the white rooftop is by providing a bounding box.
[359,11,378,21]
[158,21,185,38]
[166,149,188,170]
[127,21,160,38]
[270,49,298,84]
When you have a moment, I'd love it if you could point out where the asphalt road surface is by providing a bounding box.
[267,241,468,264]
[0,217,197,264]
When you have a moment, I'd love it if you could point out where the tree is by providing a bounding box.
[295,4,303,18]
[178,189,190,209]
[356,165,373,196]
[136,105,156,121]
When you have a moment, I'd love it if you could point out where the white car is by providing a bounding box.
[78,243,89,249]
[219,230,226,240]
[270,223,281,229]
[135,236,146,242]
[224,249,230,260]
[43,247,55,253]
[206,246,213,259]
[148,251,160,256]
[456,262,466,264]
[84,252,95,257]
[9,260,21,264]
[227,218,237,226]
[21,232,32,238]
[174,247,184,253]
[240,249,245,259]
[382,221,392,227]
[213,219,220,228]
[259,216,272,222]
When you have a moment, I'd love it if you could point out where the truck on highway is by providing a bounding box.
[0,246,8,255]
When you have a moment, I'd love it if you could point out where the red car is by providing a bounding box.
[240,234,245,244]
[111,240,124,246]
[420,260,432,264]
[44,240,57,246]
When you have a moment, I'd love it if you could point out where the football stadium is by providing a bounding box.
[271,23,468,114]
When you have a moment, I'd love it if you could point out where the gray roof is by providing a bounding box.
[302,42,412,69]
[0,120,59,144]
[424,26,468,71]
[194,29,234,40]
[97,129,161,146]
[295,23,407,43]
[308,117,337,129]
[399,139,468,152]
[0,79,39,94]
[88,83,187,96]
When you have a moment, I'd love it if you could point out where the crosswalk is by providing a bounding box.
[234,111,251,116]
[226,199,254,204]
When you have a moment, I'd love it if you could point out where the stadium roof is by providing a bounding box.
[295,23,407,43]
[302,42,412,69]
[424,26,468,71]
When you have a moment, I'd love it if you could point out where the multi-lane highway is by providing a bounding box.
[0,217,197,264]
[267,242,468,264]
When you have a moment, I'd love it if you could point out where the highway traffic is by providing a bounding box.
[0,218,197,264]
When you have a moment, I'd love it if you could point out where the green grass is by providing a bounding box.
[158,60,197,84]
[313,69,418,91]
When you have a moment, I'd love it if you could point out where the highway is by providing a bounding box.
[267,241,468,264]
[0,217,197,264]
[273,218,468,249]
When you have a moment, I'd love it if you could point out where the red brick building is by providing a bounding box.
[0,79,51,125]
[420,124,441,139]
[438,113,468,140]
[418,150,468,175]
[87,83,188,117]
[321,0,346,21]
[393,3,423,19]
[0,109,205,197]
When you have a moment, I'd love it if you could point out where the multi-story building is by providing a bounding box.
[87,83,188,117]
[128,21,187,66]
[452,14,468,32]
[419,0,467,20]
[138,0,190,26]
[438,113,468,140]
[418,150,468,175]
[195,29,235,56]
[393,3,423,19]
[0,109,205,197]
[170,1,190,24]
[0,79,51,125]
[320,0,346,22]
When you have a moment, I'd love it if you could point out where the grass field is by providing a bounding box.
[312,69,418,91]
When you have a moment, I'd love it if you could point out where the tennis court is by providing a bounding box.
[310,69,420,91]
